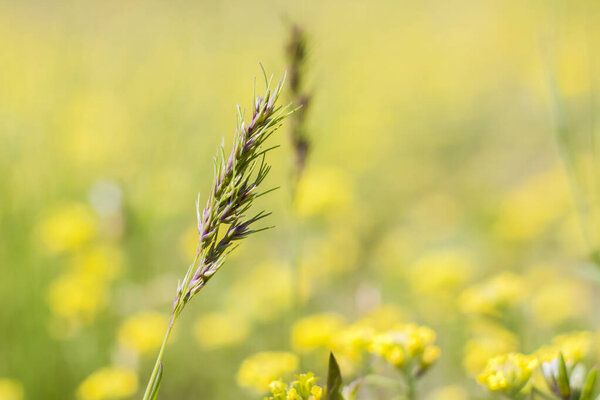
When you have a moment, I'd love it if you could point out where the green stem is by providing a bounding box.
[403,372,415,400]
[142,314,177,400]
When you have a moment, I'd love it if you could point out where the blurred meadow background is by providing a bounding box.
[3,0,600,399]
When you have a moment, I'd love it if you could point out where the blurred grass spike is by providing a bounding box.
[286,23,311,183]
[141,70,294,400]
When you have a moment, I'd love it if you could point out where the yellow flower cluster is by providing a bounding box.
[237,352,300,392]
[294,167,354,218]
[77,366,138,400]
[292,313,346,352]
[493,169,568,243]
[525,266,592,326]
[47,243,124,333]
[0,379,24,400]
[194,311,250,350]
[408,249,473,299]
[458,272,525,317]
[289,306,405,374]
[265,373,323,400]
[368,324,440,373]
[477,353,538,394]
[39,202,126,335]
[38,204,97,254]
[535,331,593,364]
[118,311,170,355]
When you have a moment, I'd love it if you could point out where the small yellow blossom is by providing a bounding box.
[477,353,538,394]
[69,244,124,282]
[529,275,590,326]
[38,204,97,253]
[458,272,525,317]
[291,313,346,352]
[409,249,473,298]
[0,379,24,400]
[47,271,108,322]
[368,323,440,372]
[194,311,250,350]
[536,331,593,364]
[226,261,292,322]
[77,366,138,400]
[237,352,299,392]
[333,324,375,363]
[265,373,323,400]
[118,311,169,355]
[493,169,568,242]
[294,168,354,217]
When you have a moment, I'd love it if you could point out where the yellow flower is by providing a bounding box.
[294,167,354,217]
[408,249,473,298]
[237,352,299,392]
[477,353,538,394]
[38,204,97,253]
[0,379,24,400]
[458,272,525,317]
[268,379,288,398]
[265,373,323,400]
[77,366,138,400]
[226,261,292,323]
[291,313,346,352]
[47,271,108,322]
[69,244,124,282]
[493,169,568,242]
[332,324,375,369]
[526,268,591,326]
[368,323,439,372]
[193,311,249,350]
[536,331,593,364]
[118,311,169,355]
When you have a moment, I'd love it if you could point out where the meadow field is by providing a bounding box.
[2,0,600,399]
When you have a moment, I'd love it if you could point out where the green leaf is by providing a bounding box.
[557,353,571,399]
[580,368,597,400]
[326,352,344,400]
[149,363,163,400]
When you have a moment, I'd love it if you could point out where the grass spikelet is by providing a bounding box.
[141,70,293,400]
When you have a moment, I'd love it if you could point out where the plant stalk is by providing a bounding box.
[142,314,177,400]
